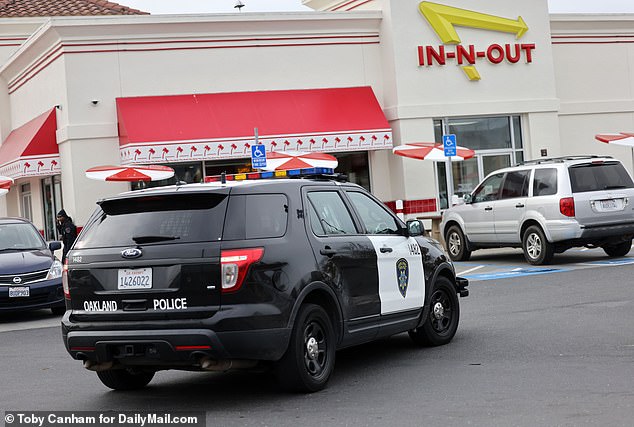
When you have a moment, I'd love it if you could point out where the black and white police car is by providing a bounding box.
[61,168,468,392]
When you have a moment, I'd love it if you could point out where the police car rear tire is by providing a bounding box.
[275,303,335,393]
[409,277,459,347]
[96,368,155,390]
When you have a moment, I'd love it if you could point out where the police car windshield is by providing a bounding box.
[75,194,228,249]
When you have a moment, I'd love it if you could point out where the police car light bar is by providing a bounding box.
[204,168,335,183]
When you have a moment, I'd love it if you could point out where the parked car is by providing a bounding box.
[61,169,468,392]
[441,156,634,264]
[0,217,64,314]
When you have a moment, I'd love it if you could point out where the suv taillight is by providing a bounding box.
[220,248,264,293]
[560,197,575,217]
[62,258,70,299]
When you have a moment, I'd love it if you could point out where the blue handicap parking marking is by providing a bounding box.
[580,258,634,266]
[463,267,568,281]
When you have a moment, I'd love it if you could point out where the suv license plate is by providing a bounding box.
[118,268,152,290]
[599,199,621,211]
[9,286,30,297]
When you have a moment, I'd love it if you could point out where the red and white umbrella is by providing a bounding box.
[392,142,475,161]
[85,165,175,182]
[595,133,634,147]
[262,151,338,171]
[0,176,13,190]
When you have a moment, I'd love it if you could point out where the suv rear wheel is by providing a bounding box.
[522,225,554,265]
[445,225,471,261]
[96,368,155,390]
[275,303,335,392]
[602,239,632,257]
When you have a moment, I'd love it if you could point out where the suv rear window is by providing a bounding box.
[533,168,557,196]
[75,194,228,249]
[568,162,634,193]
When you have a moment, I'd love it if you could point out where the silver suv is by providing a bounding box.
[441,156,634,264]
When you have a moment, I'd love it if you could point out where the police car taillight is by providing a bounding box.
[62,259,70,299]
[220,248,264,293]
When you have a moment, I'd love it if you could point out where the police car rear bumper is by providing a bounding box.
[62,325,291,366]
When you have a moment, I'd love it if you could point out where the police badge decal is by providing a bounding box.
[396,258,409,298]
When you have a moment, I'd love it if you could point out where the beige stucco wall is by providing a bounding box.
[551,15,634,173]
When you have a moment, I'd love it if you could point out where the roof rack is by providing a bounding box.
[204,167,347,183]
[518,155,613,166]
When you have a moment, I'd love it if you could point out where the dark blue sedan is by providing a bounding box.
[0,217,64,314]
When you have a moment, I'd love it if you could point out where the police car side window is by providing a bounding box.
[306,191,358,236]
[245,194,288,239]
[346,191,399,235]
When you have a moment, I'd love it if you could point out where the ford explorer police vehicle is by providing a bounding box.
[61,168,468,392]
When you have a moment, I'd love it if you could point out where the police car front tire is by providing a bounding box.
[409,277,459,347]
[96,368,155,390]
[275,303,335,393]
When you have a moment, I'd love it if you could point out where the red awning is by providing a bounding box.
[0,108,60,179]
[116,87,392,164]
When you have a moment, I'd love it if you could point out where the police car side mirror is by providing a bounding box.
[49,241,62,251]
[463,194,473,204]
[406,220,426,237]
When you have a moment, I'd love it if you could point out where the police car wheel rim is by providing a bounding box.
[526,233,542,259]
[448,232,461,256]
[429,289,452,333]
[303,321,327,376]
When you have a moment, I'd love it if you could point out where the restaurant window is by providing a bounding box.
[20,183,33,222]
[42,175,63,240]
[434,115,525,209]
[131,162,203,191]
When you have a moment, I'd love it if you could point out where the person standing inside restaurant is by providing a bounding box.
[56,209,77,263]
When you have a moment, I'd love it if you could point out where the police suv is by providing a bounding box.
[62,169,468,392]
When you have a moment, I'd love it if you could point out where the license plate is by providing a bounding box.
[117,268,152,290]
[9,286,29,298]
[595,199,623,212]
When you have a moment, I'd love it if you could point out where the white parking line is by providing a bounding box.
[457,265,485,276]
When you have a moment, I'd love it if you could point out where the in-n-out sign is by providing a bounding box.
[417,2,535,81]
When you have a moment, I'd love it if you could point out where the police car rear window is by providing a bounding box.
[568,162,634,193]
[75,194,228,248]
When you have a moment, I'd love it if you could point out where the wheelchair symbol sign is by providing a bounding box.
[443,134,457,157]
[251,145,267,168]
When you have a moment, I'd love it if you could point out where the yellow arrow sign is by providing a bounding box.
[419,2,528,44]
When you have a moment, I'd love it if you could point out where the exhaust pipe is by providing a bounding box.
[83,360,114,371]
[199,357,257,371]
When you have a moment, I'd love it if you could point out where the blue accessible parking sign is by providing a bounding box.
[443,134,457,157]
[251,144,267,169]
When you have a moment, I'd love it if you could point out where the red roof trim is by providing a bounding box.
[0,108,61,179]
[116,87,392,164]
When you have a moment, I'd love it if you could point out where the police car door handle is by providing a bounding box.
[320,246,337,257]
[484,206,493,211]
[515,203,525,208]
[380,247,393,253]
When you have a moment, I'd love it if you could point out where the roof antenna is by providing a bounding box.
[234,0,245,12]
